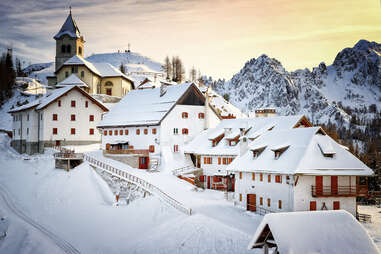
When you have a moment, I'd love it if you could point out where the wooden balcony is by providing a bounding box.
[311,185,368,197]
[104,149,149,156]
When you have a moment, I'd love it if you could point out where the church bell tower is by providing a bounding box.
[54,8,85,71]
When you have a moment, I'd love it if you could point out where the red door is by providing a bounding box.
[247,194,256,212]
[333,201,340,210]
[331,176,338,195]
[310,201,317,211]
[139,157,149,169]
[106,88,112,96]
[55,140,60,146]
[316,176,323,196]
[207,176,211,189]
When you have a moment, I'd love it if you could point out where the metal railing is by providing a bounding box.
[311,186,359,197]
[172,165,197,176]
[84,154,192,216]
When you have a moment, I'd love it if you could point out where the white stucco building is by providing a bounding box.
[184,115,312,191]
[97,82,220,169]
[9,85,108,154]
[226,127,373,216]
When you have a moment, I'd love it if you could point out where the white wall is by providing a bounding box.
[201,155,236,176]
[11,109,39,142]
[41,89,105,143]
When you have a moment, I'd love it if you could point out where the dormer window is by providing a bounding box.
[317,138,336,158]
[271,145,290,159]
[251,146,266,158]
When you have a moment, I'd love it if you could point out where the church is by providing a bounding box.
[47,9,134,98]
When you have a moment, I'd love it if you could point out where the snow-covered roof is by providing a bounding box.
[248,211,380,254]
[54,12,81,39]
[56,74,88,88]
[184,115,309,156]
[8,99,40,113]
[227,127,373,176]
[98,82,197,127]
[57,56,134,84]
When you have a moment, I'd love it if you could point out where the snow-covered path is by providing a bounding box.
[0,183,80,254]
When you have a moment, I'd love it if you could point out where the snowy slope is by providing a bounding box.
[212,40,381,126]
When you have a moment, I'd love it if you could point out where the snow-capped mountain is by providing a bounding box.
[212,40,381,126]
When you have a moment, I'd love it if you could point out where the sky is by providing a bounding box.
[1,0,381,79]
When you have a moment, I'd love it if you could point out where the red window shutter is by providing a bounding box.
[104,130,107,136]
[252,173,255,181]
[218,157,221,165]
[125,129,129,135]
[89,115,94,121]
[310,201,317,211]
[53,114,57,121]
[239,172,242,179]
[109,130,112,136]
[71,128,75,135]
[268,174,271,183]
[279,200,282,209]
[119,130,123,135]
[71,114,75,121]
[71,100,76,107]
[267,198,271,207]
[204,157,206,164]
[152,128,157,134]
[144,129,148,135]
[333,201,340,210]
[136,129,140,135]
[53,128,57,134]
[58,100,61,107]
[114,130,118,135]
[199,175,205,182]
[260,197,263,205]
[149,145,155,153]
[89,128,94,135]
[85,101,88,108]
[260,173,263,181]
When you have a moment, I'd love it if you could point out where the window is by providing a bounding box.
[71,66,78,73]
[66,45,71,54]
[125,129,129,135]
[136,129,140,135]
[53,128,58,135]
[118,130,122,135]
[61,45,66,53]
[144,129,148,135]
[89,128,94,135]
[218,157,221,165]
[223,158,227,165]
[149,145,155,153]
[71,128,76,135]
[181,112,188,119]
[310,201,317,211]
[239,194,242,202]
[71,114,76,121]
[260,173,263,181]
[104,130,107,136]
[114,130,118,136]
[71,100,76,107]
[268,174,271,183]
[27,128,29,135]
[85,101,88,108]
[27,114,29,121]
[275,175,282,183]
[333,201,340,210]
[267,198,271,207]
[203,157,212,164]
[182,128,189,135]
[65,71,69,78]
[198,113,205,119]
[40,114,43,120]
[278,200,282,209]
[173,128,178,135]
[152,128,157,135]
[58,100,61,107]
[79,46,82,55]
[53,114,58,121]
[252,173,255,181]
[81,71,85,78]
[239,172,242,179]
[260,197,263,206]
[109,130,112,136]
[89,115,94,121]
[173,144,179,152]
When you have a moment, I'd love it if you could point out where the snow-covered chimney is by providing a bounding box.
[239,136,249,156]
[160,83,167,97]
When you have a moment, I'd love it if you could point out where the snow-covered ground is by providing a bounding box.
[0,134,262,253]
[358,205,381,249]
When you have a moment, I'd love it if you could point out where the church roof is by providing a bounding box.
[56,74,88,88]
[54,12,81,39]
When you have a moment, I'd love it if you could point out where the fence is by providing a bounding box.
[172,165,197,176]
[357,213,371,223]
[84,154,192,216]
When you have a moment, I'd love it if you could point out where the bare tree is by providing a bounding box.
[189,66,197,82]
[162,56,172,81]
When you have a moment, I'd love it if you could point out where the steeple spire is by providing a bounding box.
[54,8,81,39]
[69,6,72,15]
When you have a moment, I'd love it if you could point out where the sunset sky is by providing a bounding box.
[1,0,381,79]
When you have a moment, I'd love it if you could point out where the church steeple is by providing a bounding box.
[54,8,85,71]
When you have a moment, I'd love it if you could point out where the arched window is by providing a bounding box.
[66,45,71,54]
[105,81,113,86]
[78,46,82,55]
[61,45,66,53]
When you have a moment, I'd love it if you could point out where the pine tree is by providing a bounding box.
[119,62,126,74]
[162,56,172,81]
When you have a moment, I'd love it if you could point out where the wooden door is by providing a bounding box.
[106,88,112,96]
[310,201,317,211]
[316,176,323,195]
[247,194,256,212]
[139,157,149,169]
[207,176,211,189]
[333,201,340,210]
[55,140,60,146]
[331,176,338,195]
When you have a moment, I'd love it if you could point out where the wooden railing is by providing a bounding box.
[311,186,361,197]
[104,149,149,156]
[84,154,192,216]
[357,213,372,223]
[172,165,197,176]
[54,152,84,159]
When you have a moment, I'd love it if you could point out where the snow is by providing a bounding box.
[248,210,380,254]
[358,205,381,250]
[53,13,80,39]
[227,127,373,176]
[98,82,194,127]
[56,74,88,88]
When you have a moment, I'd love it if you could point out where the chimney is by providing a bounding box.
[239,136,249,156]
[160,83,167,97]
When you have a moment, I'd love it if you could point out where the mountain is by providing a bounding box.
[212,40,381,127]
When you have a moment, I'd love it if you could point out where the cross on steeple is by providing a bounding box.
[69,6,72,15]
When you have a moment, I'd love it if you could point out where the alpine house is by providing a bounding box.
[226,127,373,216]
[97,82,220,169]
